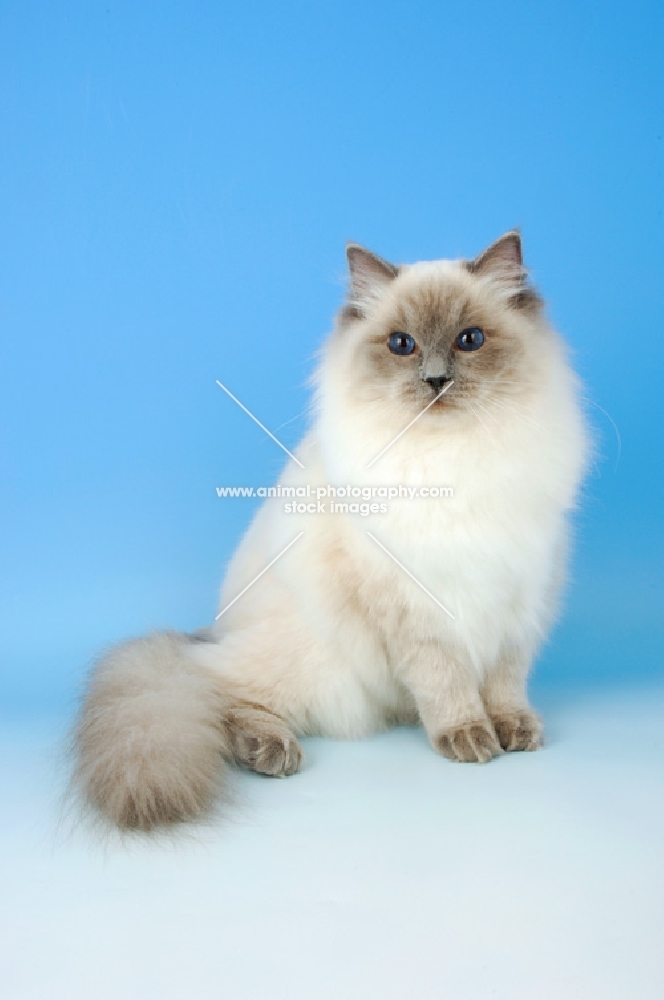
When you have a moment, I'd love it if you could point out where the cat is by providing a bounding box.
[74,231,589,830]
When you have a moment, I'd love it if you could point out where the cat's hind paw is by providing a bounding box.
[434,720,502,764]
[491,710,543,752]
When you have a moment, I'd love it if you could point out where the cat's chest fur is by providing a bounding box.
[318,391,574,549]
[305,395,576,668]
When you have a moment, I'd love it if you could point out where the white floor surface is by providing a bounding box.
[2,682,663,1000]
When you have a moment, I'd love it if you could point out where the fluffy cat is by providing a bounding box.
[74,231,588,830]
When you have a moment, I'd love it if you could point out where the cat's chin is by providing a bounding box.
[395,388,456,411]
[406,392,458,414]
[429,393,455,408]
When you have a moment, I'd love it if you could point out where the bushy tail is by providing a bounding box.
[73,631,232,831]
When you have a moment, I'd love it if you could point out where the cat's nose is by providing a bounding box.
[424,375,452,391]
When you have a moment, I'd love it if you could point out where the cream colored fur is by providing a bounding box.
[74,233,588,829]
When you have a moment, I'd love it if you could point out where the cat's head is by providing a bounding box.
[325,231,547,419]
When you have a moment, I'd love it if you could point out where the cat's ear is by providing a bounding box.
[345,244,398,314]
[467,230,524,284]
[467,230,541,311]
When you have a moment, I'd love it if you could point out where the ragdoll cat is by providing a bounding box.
[74,231,588,830]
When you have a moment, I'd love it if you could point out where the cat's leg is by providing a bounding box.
[399,640,502,763]
[225,701,304,777]
[481,650,543,753]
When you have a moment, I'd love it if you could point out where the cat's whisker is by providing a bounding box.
[483,395,546,432]
[582,397,621,472]
[474,399,501,427]
[274,408,309,433]
[467,401,498,449]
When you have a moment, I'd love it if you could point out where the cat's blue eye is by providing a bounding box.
[389,333,416,356]
[456,327,485,352]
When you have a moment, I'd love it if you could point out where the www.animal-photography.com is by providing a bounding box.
[2,3,663,998]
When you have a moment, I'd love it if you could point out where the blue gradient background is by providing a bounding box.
[1,0,663,712]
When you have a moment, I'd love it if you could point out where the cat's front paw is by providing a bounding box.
[491,710,543,752]
[243,732,304,777]
[434,719,502,763]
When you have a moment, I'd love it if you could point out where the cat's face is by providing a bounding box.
[330,232,545,419]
